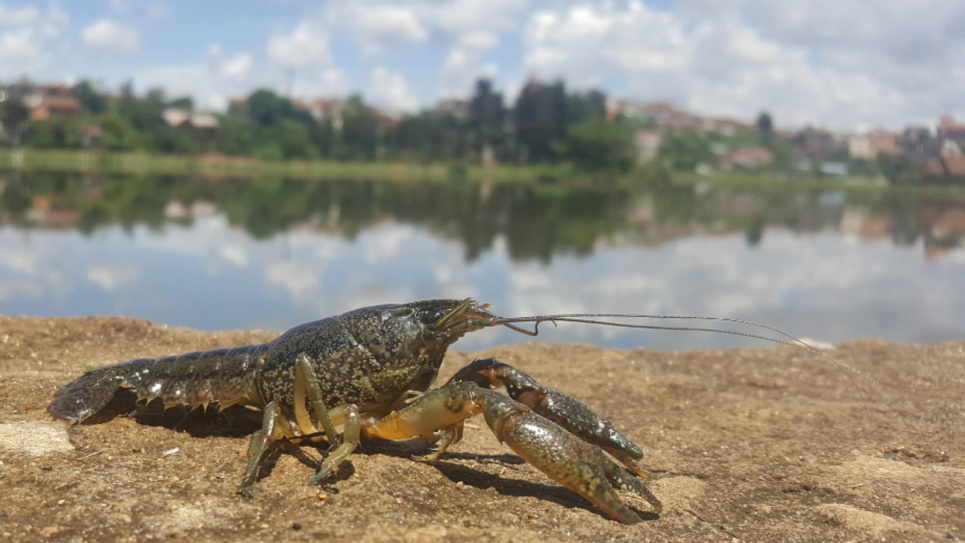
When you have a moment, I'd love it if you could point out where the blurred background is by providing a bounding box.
[1,1,963,351]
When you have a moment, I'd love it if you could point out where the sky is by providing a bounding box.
[1,0,963,130]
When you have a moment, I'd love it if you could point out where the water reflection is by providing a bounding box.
[1,171,963,350]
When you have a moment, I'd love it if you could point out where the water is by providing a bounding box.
[1,171,963,351]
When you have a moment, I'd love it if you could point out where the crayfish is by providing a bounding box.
[48,299,840,523]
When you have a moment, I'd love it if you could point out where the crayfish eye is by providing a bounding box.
[418,309,448,326]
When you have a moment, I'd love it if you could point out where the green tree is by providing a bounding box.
[216,113,257,155]
[340,95,378,160]
[563,118,634,173]
[99,114,141,151]
[275,119,314,159]
[877,154,922,185]
[566,90,607,125]
[514,79,568,162]
[167,96,194,111]
[24,117,82,149]
[310,118,336,158]
[253,143,284,161]
[0,99,29,144]
[119,80,134,99]
[117,96,164,133]
[387,111,464,162]
[152,126,200,154]
[71,80,107,114]
[468,79,506,158]
[145,87,166,105]
[246,89,293,127]
[756,111,774,145]
[659,132,713,171]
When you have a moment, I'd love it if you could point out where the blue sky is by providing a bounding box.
[2,0,964,130]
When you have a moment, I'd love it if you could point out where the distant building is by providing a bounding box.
[941,139,963,159]
[923,155,965,184]
[725,147,773,169]
[849,130,901,160]
[796,127,842,157]
[702,117,752,136]
[869,130,899,155]
[28,95,82,121]
[938,115,965,140]
[605,98,657,122]
[0,81,82,121]
[430,98,470,120]
[372,108,401,130]
[848,134,875,159]
[227,98,247,113]
[162,108,219,138]
[641,102,676,124]
[634,130,662,162]
[901,126,936,159]
[296,98,348,128]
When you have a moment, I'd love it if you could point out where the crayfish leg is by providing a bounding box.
[238,401,292,497]
[240,354,364,496]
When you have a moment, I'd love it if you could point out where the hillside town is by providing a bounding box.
[1,77,963,184]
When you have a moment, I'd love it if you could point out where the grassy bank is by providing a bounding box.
[4,148,959,194]
[0,148,568,184]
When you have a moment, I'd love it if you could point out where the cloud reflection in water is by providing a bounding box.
[1,216,962,352]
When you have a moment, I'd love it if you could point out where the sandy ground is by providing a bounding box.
[0,315,963,542]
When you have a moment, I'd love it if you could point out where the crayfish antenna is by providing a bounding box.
[492,312,878,393]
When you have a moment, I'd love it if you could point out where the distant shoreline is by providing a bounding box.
[1,148,955,192]
[0,148,563,184]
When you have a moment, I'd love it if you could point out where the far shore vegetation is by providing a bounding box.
[3,147,914,192]
[0,77,955,189]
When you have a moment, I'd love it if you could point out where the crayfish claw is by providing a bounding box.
[481,393,659,523]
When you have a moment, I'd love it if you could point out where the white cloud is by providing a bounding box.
[326,1,428,55]
[440,46,498,97]
[87,263,140,291]
[263,20,350,97]
[264,260,321,303]
[432,0,525,35]
[39,4,68,39]
[520,1,965,129]
[438,27,503,95]
[134,45,250,110]
[370,66,418,112]
[0,4,68,78]
[135,36,347,112]
[0,27,45,66]
[267,20,332,69]
[82,18,139,54]
[458,30,498,53]
[220,52,251,79]
[0,5,39,26]
[323,0,525,98]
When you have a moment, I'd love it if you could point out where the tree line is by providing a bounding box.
[2,78,641,173]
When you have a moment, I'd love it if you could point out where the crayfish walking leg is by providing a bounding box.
[366,358,661,524]
[239,354,361,496]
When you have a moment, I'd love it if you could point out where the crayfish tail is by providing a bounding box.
[47,367,123,423]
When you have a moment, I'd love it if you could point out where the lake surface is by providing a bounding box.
[1,170,963,352]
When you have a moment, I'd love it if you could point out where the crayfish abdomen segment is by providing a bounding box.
[47,344,269,423]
